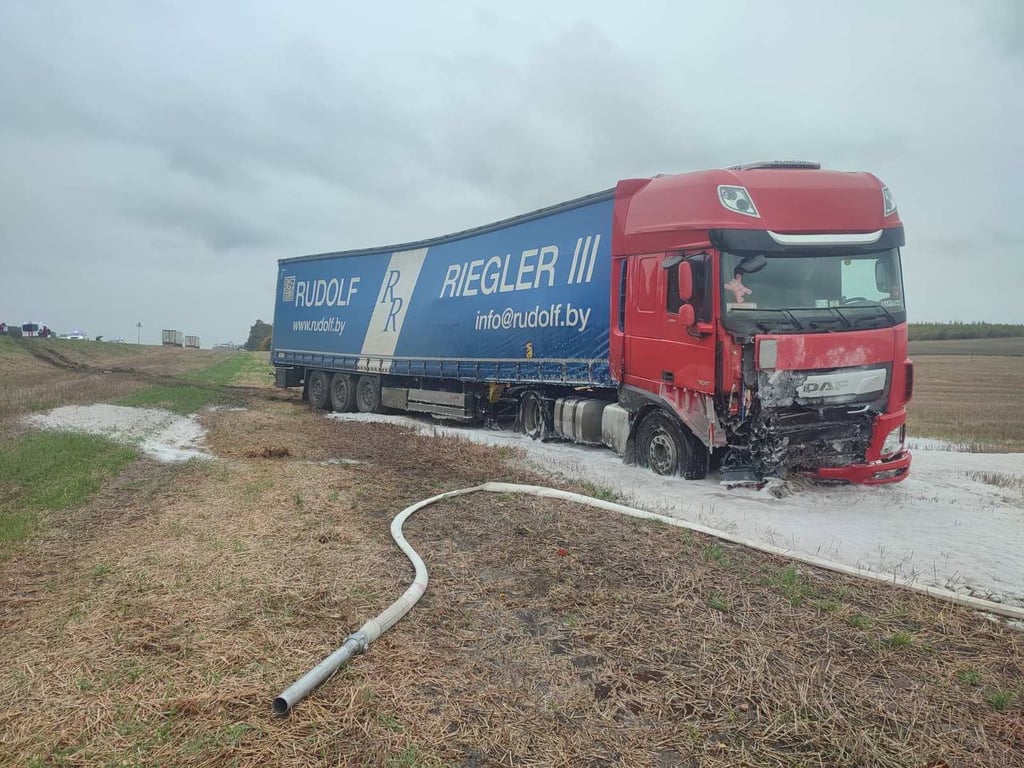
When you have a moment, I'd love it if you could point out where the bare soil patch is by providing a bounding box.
[1,396,1021,767]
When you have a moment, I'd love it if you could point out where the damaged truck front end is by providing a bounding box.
[715,234,913,485]
[722,361,911,484]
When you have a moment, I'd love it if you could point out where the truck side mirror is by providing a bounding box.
[874,259,892,292]
[736,254,767,274]
[677,304,695,326]
[676,261,693,302]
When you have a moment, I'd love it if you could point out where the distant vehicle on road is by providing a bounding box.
[162,329,184,347]
[22,322,55,338]
[64,330,88,340]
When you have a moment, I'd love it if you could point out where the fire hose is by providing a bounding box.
[273,482,1024,715]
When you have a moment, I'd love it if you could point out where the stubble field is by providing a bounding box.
[0,337,1021,767]
[908,351,1024,452]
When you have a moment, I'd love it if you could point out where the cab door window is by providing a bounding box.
[666,253,711,322]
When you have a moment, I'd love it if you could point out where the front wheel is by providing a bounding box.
[637,411,706,480]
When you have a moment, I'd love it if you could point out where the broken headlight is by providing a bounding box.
[881,425,906,458]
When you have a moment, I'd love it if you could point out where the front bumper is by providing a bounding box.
[812,449,912,484]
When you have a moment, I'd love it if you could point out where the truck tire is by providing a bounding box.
[637,411,706,480]
[308,370,331,410]
[330,373,356,412]
[519,391,553,441]
[356,375,383,414]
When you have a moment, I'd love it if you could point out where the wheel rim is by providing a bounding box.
[648,431,678,475]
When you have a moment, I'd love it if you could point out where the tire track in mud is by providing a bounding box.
[17,341,291,402]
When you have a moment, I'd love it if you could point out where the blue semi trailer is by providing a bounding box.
[272,190,622,446]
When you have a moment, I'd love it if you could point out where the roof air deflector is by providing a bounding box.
[727,160,822,171]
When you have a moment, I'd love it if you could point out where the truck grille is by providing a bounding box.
[758,405,874,470]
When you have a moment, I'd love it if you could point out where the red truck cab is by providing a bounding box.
[609,162,912,484]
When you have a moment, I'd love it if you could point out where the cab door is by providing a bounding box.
[623,252,716,396]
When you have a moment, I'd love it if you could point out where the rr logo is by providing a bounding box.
[525,341,534,359]
[381,269,403,332]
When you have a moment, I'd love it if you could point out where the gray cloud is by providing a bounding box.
[1,0,1022,344]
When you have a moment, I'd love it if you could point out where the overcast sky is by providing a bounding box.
[1,1,1022,344]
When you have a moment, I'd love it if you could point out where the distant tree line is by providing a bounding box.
[244,320,273,351]
[908,322,1024,341]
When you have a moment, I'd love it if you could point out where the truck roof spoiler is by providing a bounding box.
[727,160,822,171]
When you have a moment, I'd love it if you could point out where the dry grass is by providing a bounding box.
[0,340,278,442]
[0,338,221,427]
[909,355,1024,451]
[2,397,1022,767]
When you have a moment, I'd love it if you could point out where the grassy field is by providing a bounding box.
[0,432,136,549]
[0,342,268,551]
[197,350,272,387]
[0,337,219,423]
[115,353,265,414]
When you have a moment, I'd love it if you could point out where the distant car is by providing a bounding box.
[64,330,88,340]
[108,336,125,343]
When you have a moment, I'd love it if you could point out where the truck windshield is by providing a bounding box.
[720,248,906,335]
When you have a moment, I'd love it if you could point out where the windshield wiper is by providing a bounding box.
[821,307,854,328]
[841,301,896,327]
[729,308,802,332]
[771,306,851,331]
[778,309,805,330]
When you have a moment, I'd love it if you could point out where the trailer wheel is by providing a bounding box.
[356,375,383,414]
[638,411,707,480]
[308,370,331,410]
[519,391,552,441]
[329,373,357,412]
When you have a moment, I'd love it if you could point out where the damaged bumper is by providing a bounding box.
[748,406,911,485]
[807,409,911,484]
[812,450,911,484]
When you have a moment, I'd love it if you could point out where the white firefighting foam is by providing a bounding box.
[328,412,1024,608]
[25,404,212,462]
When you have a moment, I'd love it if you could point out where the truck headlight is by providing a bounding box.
[881,425,906,457]
[718,185,760,218]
